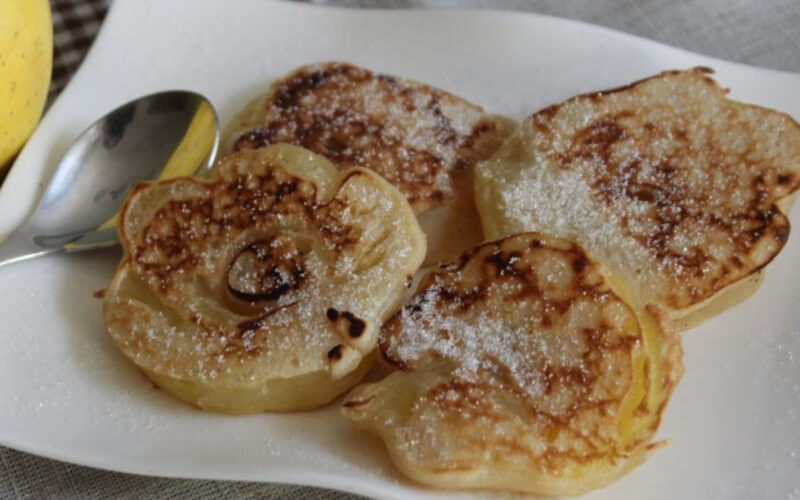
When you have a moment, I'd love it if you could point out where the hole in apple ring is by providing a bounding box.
[227,235,307,302]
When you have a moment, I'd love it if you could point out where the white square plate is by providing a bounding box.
[1,1,798,498]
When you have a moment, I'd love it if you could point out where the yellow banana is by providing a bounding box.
[0,0,53,170]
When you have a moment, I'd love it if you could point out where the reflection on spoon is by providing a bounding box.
[0,91,219,267]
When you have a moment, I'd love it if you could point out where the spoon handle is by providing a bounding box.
[0,225,60,268]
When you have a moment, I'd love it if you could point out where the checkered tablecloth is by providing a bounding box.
[49,0,109,100]
[3,0,800,498]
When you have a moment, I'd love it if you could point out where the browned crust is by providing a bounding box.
[110,149,409,364]
[121,157,368,297]
[374,233,668,469]
[230,62,510,213]
[525,68,800,311]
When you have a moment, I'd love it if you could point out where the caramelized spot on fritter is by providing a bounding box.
[327,344,344,361]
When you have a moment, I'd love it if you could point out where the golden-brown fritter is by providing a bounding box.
[343,233,681,496]
[476,68,800,329]
[229,62,512,212]
[103,144,426,413]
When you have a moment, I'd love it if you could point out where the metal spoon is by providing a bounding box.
[0,91,219,267]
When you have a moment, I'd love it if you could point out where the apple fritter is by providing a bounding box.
[475,68,800,329]
[103,144,426,413]
[343,233,681,496]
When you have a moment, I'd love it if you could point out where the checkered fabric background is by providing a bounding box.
[4,0,799,498]
[50,0,110,99]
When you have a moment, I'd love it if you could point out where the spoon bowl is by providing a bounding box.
[0,91,219,267]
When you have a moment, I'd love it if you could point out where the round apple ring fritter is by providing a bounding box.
[475,68,800,329]
[103,144,426,413]
[343,233,682,496]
